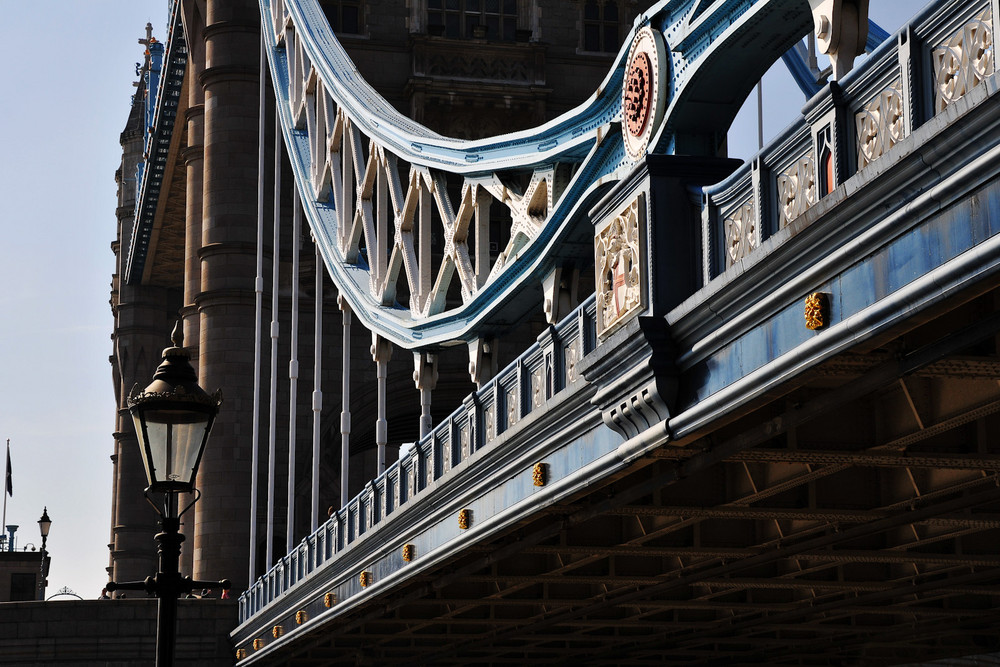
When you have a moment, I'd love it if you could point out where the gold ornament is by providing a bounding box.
[532,462,547,487]
[458,509,472,529]
[805,292,828,330]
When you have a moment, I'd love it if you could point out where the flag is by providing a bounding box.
[4,443,11,497]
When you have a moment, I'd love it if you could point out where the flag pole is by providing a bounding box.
[2,439,8,546]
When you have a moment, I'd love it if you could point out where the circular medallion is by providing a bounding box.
[621,27,667,160]
[624,52,652,138]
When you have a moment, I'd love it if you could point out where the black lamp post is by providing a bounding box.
[107,322,227,667]
[37,507,50,600]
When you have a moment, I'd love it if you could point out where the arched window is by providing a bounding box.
[583,0,620,53]
[427,0,518,42]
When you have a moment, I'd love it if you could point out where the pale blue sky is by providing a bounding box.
[0,0,925,600]
[0,1,167,598]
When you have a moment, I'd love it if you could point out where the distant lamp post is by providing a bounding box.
[38,508,51,546]
[37,508,50,601]
[107,322,228,667]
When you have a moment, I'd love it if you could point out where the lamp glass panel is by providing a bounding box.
[134,408,211,486]
[132,413,156,486]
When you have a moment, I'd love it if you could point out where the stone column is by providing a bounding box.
[193,0,260,590]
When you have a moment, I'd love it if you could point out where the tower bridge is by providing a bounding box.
[109,0,1000,664]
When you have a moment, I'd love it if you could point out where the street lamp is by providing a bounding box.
[37,508,51,548]
[37,507,50,600]
[107,322,227,667]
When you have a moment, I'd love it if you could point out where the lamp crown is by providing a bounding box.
[170,320,183,348]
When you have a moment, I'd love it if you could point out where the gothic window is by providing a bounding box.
[583,0,620,53]
[321,0,362,35]
[428,0,518,42]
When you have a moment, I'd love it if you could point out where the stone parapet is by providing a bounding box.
[0,599,237,666]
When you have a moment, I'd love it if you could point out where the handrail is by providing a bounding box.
[238,293,597,622]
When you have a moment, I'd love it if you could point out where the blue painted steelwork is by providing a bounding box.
[234,2,1000,649]
[132,39,162,222]
[236,294,603,626]
[124,0,186,283]
[261,0,821,349]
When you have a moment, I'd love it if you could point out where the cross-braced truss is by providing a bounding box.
[265,0,625,347]
[260,0,814,348]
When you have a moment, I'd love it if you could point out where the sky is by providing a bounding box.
[0,0,925,601]
[0,1,167,599]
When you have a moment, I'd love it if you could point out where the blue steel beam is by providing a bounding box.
[260,0,818,349]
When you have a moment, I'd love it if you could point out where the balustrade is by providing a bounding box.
[707,0,996,279]
[238,294,596,621]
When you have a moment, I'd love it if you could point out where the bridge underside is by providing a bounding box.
[266,283,1000,665]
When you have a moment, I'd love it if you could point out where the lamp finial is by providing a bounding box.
[171,320,183,349]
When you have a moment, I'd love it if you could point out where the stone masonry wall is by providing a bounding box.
[0,599,237,666]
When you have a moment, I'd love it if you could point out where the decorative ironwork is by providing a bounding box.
[460,424,470,460]
[252,638,263,651]
[236,648,247,659]
[777,156,817,226]
[625,52,653,138]
[295,610,307,624]
[359,570,371,587]
[324,591,336,608]
[272,625,283,638]
[857,79,905,168]
[506,385,519,428]
[805,292,828,330]
[622,27,666,159]
[565,342,579,384]
[441,436,451,474]
[596,196,644,338]
[933,7,994,113]
[458,509,472,529]
[485,405,495,441]
[533,462,547,487]
[724,198,757,267]
[531,365,544,409]
[402,544,415,562]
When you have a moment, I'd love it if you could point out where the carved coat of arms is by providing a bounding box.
[596,197,645,337]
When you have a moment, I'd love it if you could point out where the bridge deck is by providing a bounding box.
[230,0,1000,663]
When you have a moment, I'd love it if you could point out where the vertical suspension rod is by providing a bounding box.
[311,245,323,531]
[340,298,351,507]
[249,32,266,585]
[377,355,388,474]
[266,113,282,569]
[373,336,390,475]
[286,192,302,553]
